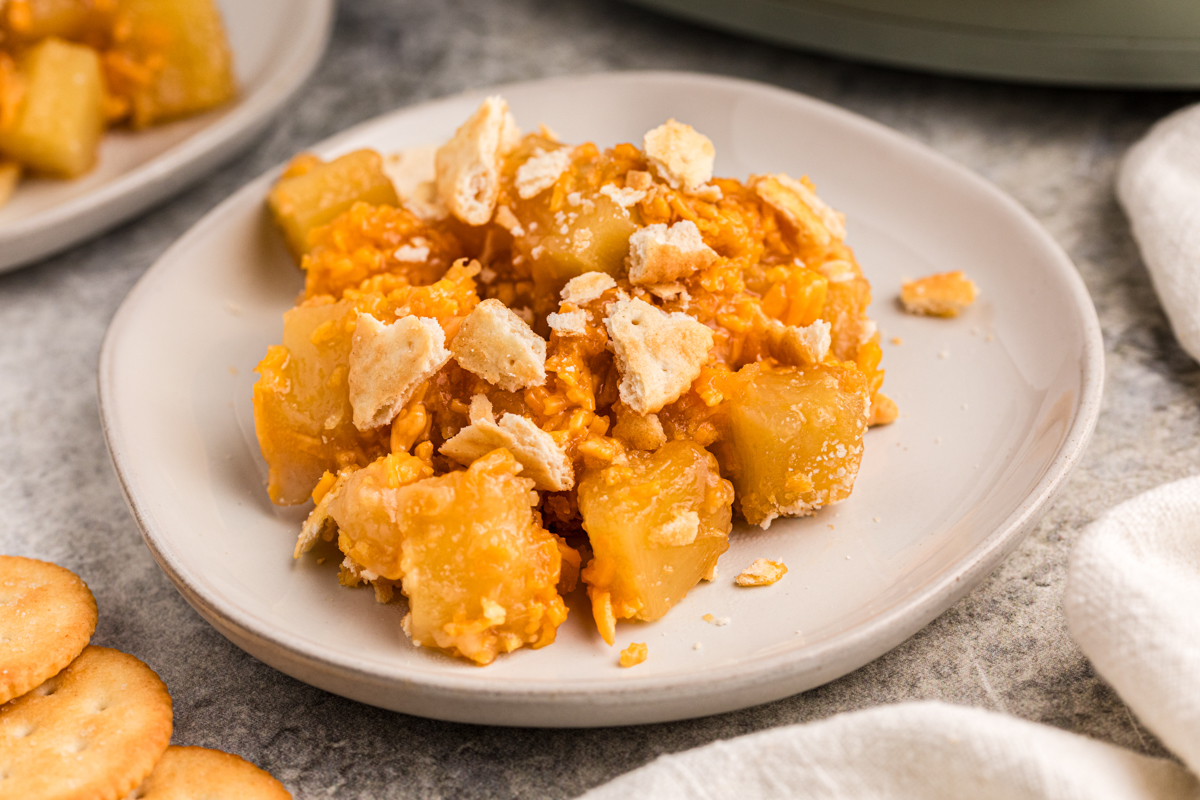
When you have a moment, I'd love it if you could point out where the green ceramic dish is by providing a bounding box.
[629,0,1200,87]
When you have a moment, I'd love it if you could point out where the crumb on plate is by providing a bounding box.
[619,642,648,668]
[900,271,978,317]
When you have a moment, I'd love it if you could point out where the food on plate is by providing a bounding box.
[0,158,19,204]
[0,554,97,704]
[619,642,648,668]
[133,746,293,800]
[0,645,173,800]
[735,558,788,586]
[254,96,893,664]
[0,0,236,203]
[580,439,732,644]
[900,270,979,317]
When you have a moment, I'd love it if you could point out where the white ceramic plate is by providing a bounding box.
[0,0,334,273]
[99,72,1103,728]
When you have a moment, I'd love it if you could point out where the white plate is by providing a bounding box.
[0,0,334,273]
[99,72,1103,728]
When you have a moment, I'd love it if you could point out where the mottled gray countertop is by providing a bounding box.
[1,1,1195,797]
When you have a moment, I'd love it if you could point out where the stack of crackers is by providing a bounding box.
[0,556,290,799]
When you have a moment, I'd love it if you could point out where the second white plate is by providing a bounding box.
[99,71,1103,727]
[0,0,334,273]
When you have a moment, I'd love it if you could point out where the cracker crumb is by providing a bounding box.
[547,309,588,337]
[760,317,831,366]
[642,119,715,194]
[441,395,574,491]
[611,403,667,451]
[605,297,714,415]
[869,392,898,426]
[693,642,703,651]
[561,272,617,305]
[817,259,856,283]
[599,183,646,208]
[515,147,573,199]
[619,642,648,668]
[435,96,519,225]
[626,220,718,286]
[900,271,979,317]
[691,183,723,202]
[384,145,447,221]
[735,558,788,587]
[648,510,699,547]
[348,313,450,430]
[702,613,730,627]
[938,349,950,359]
[626,170,654,192]
[891,336,903,345]
[753,173,845,245]
[494,205,525,238]
[451,299,547,392]
[646,282,690,305]
[393,243,430,262]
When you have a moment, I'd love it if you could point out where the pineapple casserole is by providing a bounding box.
[0,0,236,204]
[254,97,896,665]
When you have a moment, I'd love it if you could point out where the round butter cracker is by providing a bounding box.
[129,746,292,800]
[0,645,173,800]
[0,555,98,705]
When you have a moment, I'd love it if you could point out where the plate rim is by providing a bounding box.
[98,70,1105,725]
[0,0,336,274]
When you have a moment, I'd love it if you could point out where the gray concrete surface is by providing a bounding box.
[1,0,1195,796]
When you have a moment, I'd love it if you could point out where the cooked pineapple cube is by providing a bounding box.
[714,361,870,528]
[268,150,401,259]
[526,193,636,314]
[341,449,569,665]
[0,160,19,207]
[0,38,104,177]
[254,263,482,504]
[111,0,236,127]
[252,299,389,505]
[326,452,434,579]
[579,440,733,644]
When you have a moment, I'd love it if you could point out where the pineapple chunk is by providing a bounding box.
[327,452,434,579]
[254,263,482,505]
[252,299,389,505]
[579,440,733,644]
[0,38,104,177]
[526,193,636,315]
[0,160,19,208]
[268,150,400,259]
[392,449,569,665]
[714,361,870,528]
[111,0,236,127]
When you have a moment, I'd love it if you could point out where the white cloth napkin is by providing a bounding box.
[580,472,1200,799]
[580,702,1197,800]
[1118,103,1200,362]
[1064,474,1200,777]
